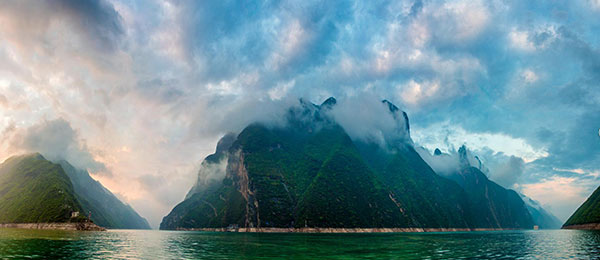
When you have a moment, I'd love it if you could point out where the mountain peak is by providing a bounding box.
[381,99,399,113]
[215,133,236,154]
[381,99,410,137]
[434,148,442,156]
[320,97,337,108]
[458,145,470,168]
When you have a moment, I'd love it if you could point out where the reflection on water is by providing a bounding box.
[0,229,599,259]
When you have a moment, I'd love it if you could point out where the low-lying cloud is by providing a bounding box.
[1,0,599,228]
[4,118,108,175]
[328,95,411,148]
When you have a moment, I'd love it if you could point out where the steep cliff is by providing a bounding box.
[161,98,536,230]
[59,161,150,229]
[563,185,600,229]
[0,154,83,223]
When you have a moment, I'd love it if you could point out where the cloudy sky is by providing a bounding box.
[1,0,599,228]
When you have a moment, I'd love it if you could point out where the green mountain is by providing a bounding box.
[59,161,150,229]
[160,98,535,230]
[563,185,600,229]
[0,153,83,223]
[0,153,150,229]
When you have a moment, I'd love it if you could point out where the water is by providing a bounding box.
[0,229,599,259]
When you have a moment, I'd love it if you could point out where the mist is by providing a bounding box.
[3,118,108,175]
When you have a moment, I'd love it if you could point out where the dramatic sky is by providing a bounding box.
[1,0,599,228]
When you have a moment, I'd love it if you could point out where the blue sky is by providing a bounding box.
[0,0,599,228]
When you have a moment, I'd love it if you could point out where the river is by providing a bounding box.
[0,229,599,259]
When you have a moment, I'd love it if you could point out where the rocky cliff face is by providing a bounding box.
[160,98,537,230]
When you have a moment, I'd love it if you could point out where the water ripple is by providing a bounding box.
[0,229,599,259]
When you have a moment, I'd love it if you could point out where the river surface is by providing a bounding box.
[0,229,599,259]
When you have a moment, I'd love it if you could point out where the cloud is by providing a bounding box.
[520,176,594,221]
[4,118,108,175]
[0,94,7,107]
[327,95,411,147]
[415,146,460,175]
[1,0,599,227]
[412,122,549,163]
[0,0,124,53]
[489,155,525,188]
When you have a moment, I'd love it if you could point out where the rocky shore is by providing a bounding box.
[562,223,600,230]
[0,222,106,231]
[176,227,518,233]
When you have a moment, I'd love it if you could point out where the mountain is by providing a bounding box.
[0,153,83,223]
[59,161,150,229]
[0,153,150,229]
[519,193,562,229]
[563,185,600,229]
[423,146,558,229]
[160,98,535,230]
[439,146,534,229]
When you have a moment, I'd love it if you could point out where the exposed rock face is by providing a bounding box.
[0,222,105,231]
[176,227,516,233]
[562,223,600,230]
[160,98,537,231]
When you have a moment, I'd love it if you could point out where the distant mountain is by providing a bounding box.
[423,146,559,229]
[519,193,562,229]
[0,153,150,229]
[0,153,83,223]
[439,146,534,229]
[563,185,600,229]
[161,98,536,230]
[59,161,150,229]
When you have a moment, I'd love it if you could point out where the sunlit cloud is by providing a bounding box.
[0,0,599,228]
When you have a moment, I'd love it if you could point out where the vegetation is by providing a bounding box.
[445,166,533,229]
[160,98,538,230]
[564,185,600,226]
[0,154,83,223]
[59,161,151,229]
[0,153,149,229]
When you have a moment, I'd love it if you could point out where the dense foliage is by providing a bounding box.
[564,185,600,226]
[160,98,537,230]
[0,153,150,229]
[0,154,83,223]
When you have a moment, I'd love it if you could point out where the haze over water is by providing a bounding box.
[1,229,599,259]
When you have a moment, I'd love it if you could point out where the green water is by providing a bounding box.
[0,229,599,259]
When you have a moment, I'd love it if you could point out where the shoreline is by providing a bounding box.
[173,227,521,233]
[0,222,106,231]
[562,223,600,230]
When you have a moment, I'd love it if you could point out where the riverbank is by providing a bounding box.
[0,222,106,231]
[562,223,600,230]
[174,227,519,233]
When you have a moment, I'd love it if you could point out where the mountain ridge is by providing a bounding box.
[160,97,540,231]
[0,153,150,229]
[563,185,600,229]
